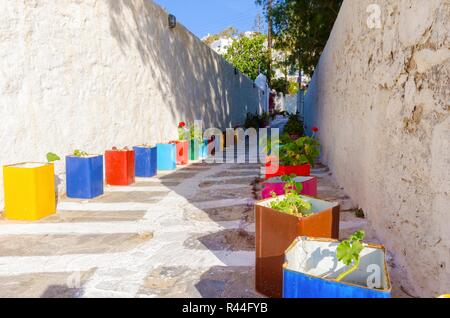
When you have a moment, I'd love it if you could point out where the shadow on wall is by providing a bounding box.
[106,0,261,129]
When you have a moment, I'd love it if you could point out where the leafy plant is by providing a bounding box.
[269,174,312,217]
[279,135,320,166]
[283,113,304,137]
[256,0,343,77]
[336,230,366,282]
[46,152,60,163]
[223,33,271,80]
[244,112,270,129]
[73,149,89,157]
[178,122,187,141]
[189,124,203,143]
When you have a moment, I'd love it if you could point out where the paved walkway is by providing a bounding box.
[0,147,408,298]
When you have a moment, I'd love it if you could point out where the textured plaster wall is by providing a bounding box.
[304,0,449,297]
[0,0,263,204]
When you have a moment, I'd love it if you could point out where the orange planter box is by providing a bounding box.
[170,140,188,165]
[105,149,135,186]
[255,195,340,298]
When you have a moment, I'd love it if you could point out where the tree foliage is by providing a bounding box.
[256,0,343,76]
[271,78,299,94]
[223,33,270,80]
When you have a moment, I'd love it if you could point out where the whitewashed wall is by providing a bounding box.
[0,0,263,204]
[304,0,449,297]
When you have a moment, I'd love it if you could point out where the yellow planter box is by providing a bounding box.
[3,162,56,221]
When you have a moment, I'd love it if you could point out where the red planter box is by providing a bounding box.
[265,156,311,179]
[105,149,135,186]
[170,140,188,165]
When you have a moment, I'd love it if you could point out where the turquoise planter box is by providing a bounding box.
[189,140,199,161]
[283,237,392,298]
[198,140,208,159]
[156,143,176,171]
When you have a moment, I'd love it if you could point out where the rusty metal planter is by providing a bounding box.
[255,195,340,298]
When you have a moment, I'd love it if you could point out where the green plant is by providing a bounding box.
[46,152,60,163]
[283,113,304,137]
[256,0,343,77]
[244,112,270,129]
[223,33,271,80]
[178,122,187,141]
[189,124,203,143]
[73,149,89,157]
[269,175,312,217]
[336,230,366,282]
[279,135,320,166]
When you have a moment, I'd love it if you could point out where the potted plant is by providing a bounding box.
[283,231,392,298]
[169,122,189,165]
[66,150,104,199]
[283,113,304,140]
[198,139,209,159]
[261,174,318,199]
[105,147,135,186]
[156,143,176,171]
[133,144,157,178]
[188,123,202,161]
[255,182,340,298]
[2,152,60,220]
[265,128,320,179]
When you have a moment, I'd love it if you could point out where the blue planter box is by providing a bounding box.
[156,143,176,171]
[198,140,208,159]
[66,155,104,199]
[283,237,391,298]
[133,146,157,177]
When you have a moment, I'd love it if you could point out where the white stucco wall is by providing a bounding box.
[304,0,449,297]
[0,0,263,204]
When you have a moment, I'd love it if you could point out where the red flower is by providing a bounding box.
[312,127,319,133]
[178,121,186,128]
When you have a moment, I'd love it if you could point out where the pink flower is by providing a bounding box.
[312,127,319,133]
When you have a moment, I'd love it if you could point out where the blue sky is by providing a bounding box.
[154,0,265,38]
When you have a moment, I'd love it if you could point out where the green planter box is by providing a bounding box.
[189,140,199,161]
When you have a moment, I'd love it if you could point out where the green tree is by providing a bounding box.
[224,33,270,80]
[271,78,299,95]
[256,0,343,77]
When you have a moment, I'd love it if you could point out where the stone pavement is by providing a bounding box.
[0,149,408,298]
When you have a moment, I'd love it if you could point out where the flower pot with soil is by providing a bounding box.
[172,122,189,165]
[156,143,176,171]
[105,147,135,186]
[133,145,157,177]
[198,139,209,159]
[283,233,391,298]
[264,132,320,179]
[3,162,56,220]
[169,140,188,165]
[188,123,202,161]
[255,183,340,298]
[66,150,104,199]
